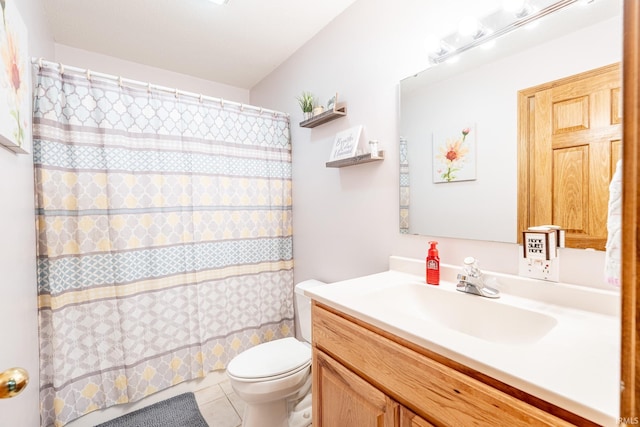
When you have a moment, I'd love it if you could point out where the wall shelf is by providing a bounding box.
[326,151,385,168]
[300,105,347,128]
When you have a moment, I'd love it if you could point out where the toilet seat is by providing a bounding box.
[227,337,311,382]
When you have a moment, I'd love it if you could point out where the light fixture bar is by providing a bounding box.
[429,0,579,64]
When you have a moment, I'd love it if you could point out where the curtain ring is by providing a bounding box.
[86,69,92,81]
[199,94,204,103]
[38,58,43,69]
[59,63,65,75]
[175,88,179,98]
[259,107,263,115]
[240,104,244,112]
[118,76,123,87]
[147,82,152,93]
[220,98,224,108]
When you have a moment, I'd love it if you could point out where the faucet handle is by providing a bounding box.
[462,257,481,277]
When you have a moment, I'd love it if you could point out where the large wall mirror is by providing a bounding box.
[399,0,622,245]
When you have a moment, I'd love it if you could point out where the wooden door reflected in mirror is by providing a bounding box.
[518,63,622,250]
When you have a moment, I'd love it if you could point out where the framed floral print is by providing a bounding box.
[432,124,476,183]
[0,0,29,154]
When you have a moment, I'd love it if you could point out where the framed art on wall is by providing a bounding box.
[0,0,29,154]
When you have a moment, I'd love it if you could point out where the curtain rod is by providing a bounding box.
[31,58,289,118]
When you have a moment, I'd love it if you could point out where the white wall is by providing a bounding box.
[250,0,621,290]
[54,44,250,103]
[0,0,53,425]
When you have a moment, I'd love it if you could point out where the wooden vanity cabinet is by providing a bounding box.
[311,302,596,427]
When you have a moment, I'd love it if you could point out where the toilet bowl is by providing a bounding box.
[226,279,326,427]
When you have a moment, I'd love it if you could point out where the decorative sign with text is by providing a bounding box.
[329,125,362,161]
[522,230,557,260]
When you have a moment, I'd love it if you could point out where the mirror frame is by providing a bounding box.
[621,0,639,419]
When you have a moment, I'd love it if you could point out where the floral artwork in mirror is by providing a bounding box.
[433,125,476,183]
[0,0,29,154]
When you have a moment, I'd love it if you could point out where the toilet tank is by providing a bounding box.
[294,280,326,343]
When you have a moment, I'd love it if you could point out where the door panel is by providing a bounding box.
[553,146,587,232]
[553,96,589,133]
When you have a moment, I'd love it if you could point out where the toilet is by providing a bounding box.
[226,279,326,427]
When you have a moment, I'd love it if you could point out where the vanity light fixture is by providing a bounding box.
[425,36,454,57]
[503,0,534,17]
[458,16,488,39]
[208,0,230,4]
[428,0,593,64]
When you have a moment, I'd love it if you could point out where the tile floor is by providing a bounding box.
[194,378,245,427]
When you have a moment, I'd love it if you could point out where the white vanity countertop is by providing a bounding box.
[305,256,621,427]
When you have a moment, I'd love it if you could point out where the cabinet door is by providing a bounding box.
[400,407,436,427]
[313,350,397,427]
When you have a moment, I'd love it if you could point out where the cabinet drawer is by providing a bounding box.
[312,303,579,427]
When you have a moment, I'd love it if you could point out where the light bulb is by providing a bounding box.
[502,0,526,13]
[458,16,480,37]
[424,35,442,54]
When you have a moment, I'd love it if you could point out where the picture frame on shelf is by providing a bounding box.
[329,125,362,161]
[326,93,338,112]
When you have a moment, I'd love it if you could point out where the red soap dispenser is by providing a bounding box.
[426,241,440,285]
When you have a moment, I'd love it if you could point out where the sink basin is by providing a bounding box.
[358,283,557,345]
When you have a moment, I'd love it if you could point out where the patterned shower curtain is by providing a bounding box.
[399,137,410,233]
[32,63,293,427]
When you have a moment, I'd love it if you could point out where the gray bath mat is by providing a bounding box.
[95,392,209,427]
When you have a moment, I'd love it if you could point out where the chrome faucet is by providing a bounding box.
[456,257,500,298]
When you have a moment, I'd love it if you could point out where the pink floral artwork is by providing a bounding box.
[0,0,29,154]
[433,124,476,183]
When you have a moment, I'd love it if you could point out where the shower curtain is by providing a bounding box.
[399,137,410,233]
[32,63,293,426]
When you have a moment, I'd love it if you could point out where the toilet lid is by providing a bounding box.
[227,337,311,380]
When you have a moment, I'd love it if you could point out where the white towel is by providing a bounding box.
[605,159,622,287]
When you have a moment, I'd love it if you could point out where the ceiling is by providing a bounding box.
[42,0,359,90]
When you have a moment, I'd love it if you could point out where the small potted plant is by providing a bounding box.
[296,91,314,120]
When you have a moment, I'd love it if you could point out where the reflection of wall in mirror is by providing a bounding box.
[400,14,621,244]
